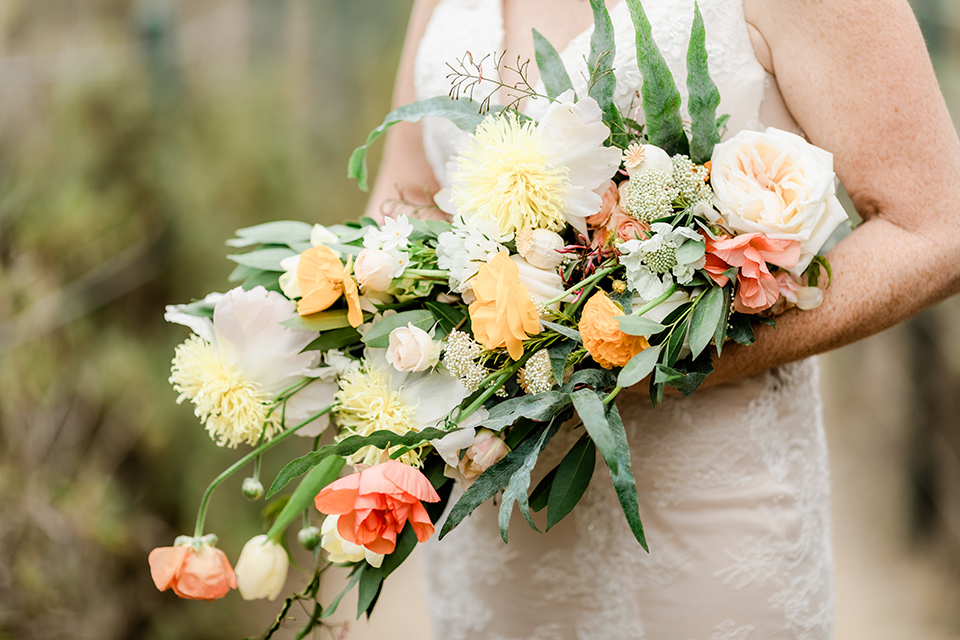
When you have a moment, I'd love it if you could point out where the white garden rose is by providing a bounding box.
[234,535,289,601]
[353,248,408,292]
[710,127,848,275]
[386,323,440,372]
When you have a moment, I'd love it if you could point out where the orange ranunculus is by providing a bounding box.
[706,233,801,313]
[296,245,362,327]
[468,252,541,360]
[148,538,237,600]
[578,291,650,369]
[314,459,440,555]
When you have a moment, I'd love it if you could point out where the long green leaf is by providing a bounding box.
[357,566,383,619]
[265,456,344,540]
[300,326,362,353]
[546,435,596,530]
[498,419,561,541]
[604,402,647,550]
[361,309,435,348]
[230,220,313,247]
[348,97,488,191]
[615,314,665,337]
[266,427,453,498]
[532,29,574,100]
[625,0,688,155]
[587,0,627,145]
[529,466,559,513]
[281,310,354,333]
[570,389,618,474]
[540,319,582,343]
[547,340,576,384]
[688,286,724,359]
[424,300,466,335]
[686,1,722,163]
[617,345,662,387]
[227,247,297,272]
[320,566,362,619]
[713,286,731,355]
[477,390,571,431]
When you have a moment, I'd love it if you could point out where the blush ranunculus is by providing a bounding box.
[706,233,801,313]
[468,252,541,359]
[578,291,650,369]
[314,459,441,555]
[148,537,237,601]
[296,245,363,327]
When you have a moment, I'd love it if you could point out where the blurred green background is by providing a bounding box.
[0,1,959,639]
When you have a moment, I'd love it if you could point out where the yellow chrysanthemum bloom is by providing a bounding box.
[450,113,569,235]
[334,365,422,467]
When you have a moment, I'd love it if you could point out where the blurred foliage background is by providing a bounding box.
[0,1,958,639]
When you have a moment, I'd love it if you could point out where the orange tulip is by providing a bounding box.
[578,291,650,369]
[296,245,362,327]
[314,459,440,555]
[148,538,237,600]
[468,252,541,360]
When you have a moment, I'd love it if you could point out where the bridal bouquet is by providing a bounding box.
[149,0,847,635]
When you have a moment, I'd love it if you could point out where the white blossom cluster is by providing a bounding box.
[622,170,679,223]
[436,215,511,293]
[671,155,713,205]
[518,350,554,395]
[441,329,488,392]
[619,223,705,299]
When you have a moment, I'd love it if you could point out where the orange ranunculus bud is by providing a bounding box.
[314,459,440,555]
[468,252,541,360]
[148,536,237,600]
[296,245,362,327]
[578,291,650,369]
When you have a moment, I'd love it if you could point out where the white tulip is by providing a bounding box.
[234,535,289,601]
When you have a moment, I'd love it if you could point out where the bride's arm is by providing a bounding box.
[699,0,960,387]
[362,0,441,222]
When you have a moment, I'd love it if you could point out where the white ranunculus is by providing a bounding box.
[386,323,441,372]
[354,248,408,292]
[320,515,384,567]
[710,127,848,275]
[234,535,289,601]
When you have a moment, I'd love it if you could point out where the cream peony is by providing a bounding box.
[386,323,441,372]
[710,127,848,275]
[234,535,289,601]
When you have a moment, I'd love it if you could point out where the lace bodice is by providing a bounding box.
[414,2,835,638]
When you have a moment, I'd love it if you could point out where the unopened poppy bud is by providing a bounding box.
[242,477,264,501]
[297,525,322,551]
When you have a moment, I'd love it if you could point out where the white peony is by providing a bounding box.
[710,127,848,275]
[234,535,289,601]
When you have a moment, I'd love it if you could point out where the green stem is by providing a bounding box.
[403,268,448,279]
[544,265,618,306]
[602,387,622,405]
[455,350,536,426]
[192,404,334,538]
[632,283,678,317]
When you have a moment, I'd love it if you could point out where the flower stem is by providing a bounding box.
[403,268,448,279]
[544,265,618,307]
[455,350,536,426]
[602,387,622,405]
[193,404,334,538]
[632,283,678,317]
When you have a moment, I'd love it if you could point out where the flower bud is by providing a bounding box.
[386,323,440,372]
[457,429,510,482]
[354,248,408,292]
[234,534,289,601]
[241,477,264,501]
[297,525,322,551]
[625,144,673,177]
[515,228,565,270]
[510,255,573,310]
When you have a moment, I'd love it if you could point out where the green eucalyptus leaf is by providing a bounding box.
[540,319,583,343]
[564,368,617,391]
[688,286,724,359]
[570,389,618,474]
[686,1,722,163]
[604,402,648,550]
[226,247,297,272]
[617,345,662,387]
[615,314,666,337]
[664,318,689,367]
[349,97,489,191]
[714,286,731,356]
[241,271,282,293]
[265,455,344,541]
[546,435,596,530]
[232,220,314,247]
[228,263,261,283]
[675,239,705,264]
[625,0,688,155]
[300,326,362,353]
[532,28,574,100]
[424,300,466,335]
[362,309,436,348]
[547,340,577,384]
[498,419,561,541]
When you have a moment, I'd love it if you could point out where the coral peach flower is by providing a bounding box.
[578,291,650,369]
[314,459,441,555]
[149,539,237,600]
[468,252,541,359]
[706,233,801,313]
[296,245,363,327]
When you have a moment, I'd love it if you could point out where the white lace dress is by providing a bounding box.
[414,1,835,638]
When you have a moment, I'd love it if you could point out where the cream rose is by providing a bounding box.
[457,429,510,482]
[710,127,848,276]
[386,323,440,372]
[353,248,408,292]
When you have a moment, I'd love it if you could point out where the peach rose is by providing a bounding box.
[586,180,619,228]
[706,233,801,313]
[578,291,650,369]
[149,537,237,601]
[296,245,362,327]
[468,252,541,359]
[314,459,440,555]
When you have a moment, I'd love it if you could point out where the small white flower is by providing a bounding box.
[619,223,705,300]
[436,215,511,293]
[320,515,384,567]
[234,535,289,601]
[362,215,414,252]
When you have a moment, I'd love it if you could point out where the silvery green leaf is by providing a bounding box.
[533,28,574,100]
[686,2,722,163]
[688,286,724,359]
[675,239,705,264]
[617,345,662,387]
[615,314,666,336]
